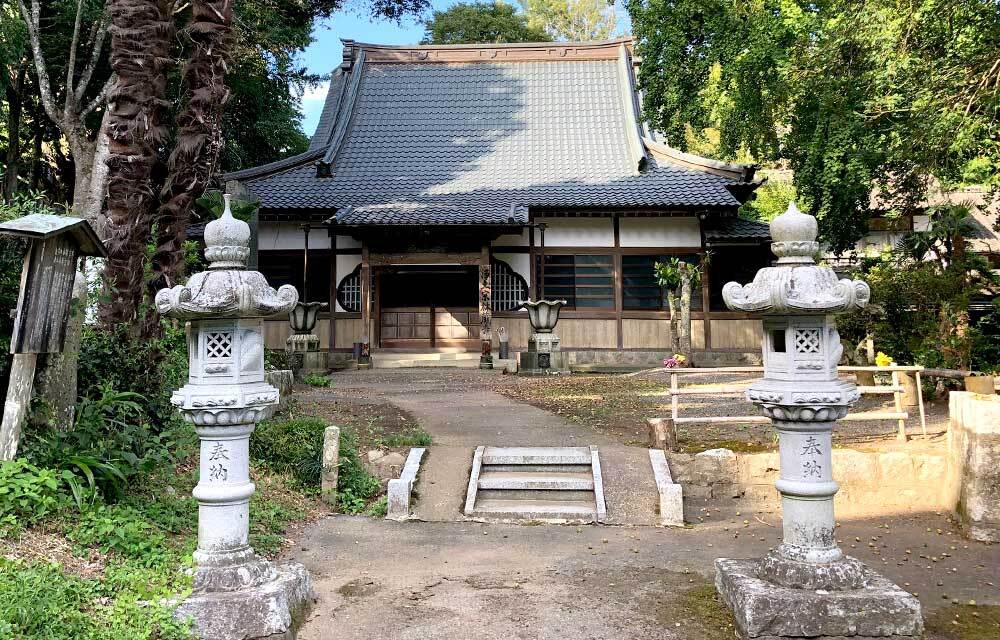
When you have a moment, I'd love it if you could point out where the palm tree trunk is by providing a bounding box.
[100,0,173,327]
[146,0,235,324]
[667,290,680,354]
[679,272,692,357]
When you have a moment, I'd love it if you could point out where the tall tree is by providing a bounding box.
[520,0,617,41]
[628,0,1000,253]
[422,1,551,44]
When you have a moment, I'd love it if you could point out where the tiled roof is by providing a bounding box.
[230,41,757,225]
[703,217,771,242]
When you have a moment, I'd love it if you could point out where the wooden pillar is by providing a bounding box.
[329,229,337,351]
[613,215,623,349]
[359,245,371,367]
[479,245,493,369]
[701,253,712,350]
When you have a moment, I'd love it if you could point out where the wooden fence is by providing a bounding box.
[661,365,927,442]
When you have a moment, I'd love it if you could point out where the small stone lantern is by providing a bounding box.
[716,203,922,639]
[156,196,313,639]
[518,299,569,374]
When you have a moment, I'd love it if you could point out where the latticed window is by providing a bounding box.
[205,331,233,359]
[491,259,528,312]
[794,328,822,354]
[537,254,614,309]
[336,266,363,312]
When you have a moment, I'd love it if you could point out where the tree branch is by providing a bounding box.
[65,0,86,115]
[80,75,114,119]
[17,0,63,129]
[74,3,111,105]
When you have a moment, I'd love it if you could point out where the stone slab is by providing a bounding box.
[470,498,596,522]
[386,447,426,521]
[320,426,340,507]
[174,562,314,640]
[648,449,684,527]
[463,446,484,516]
[590,445,607,523]
[477,471,594,490]
[482,446,591,465]
[715,558,922,639]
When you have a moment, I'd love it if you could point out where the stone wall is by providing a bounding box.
[667,445,952,519]
[948,392,1000,542]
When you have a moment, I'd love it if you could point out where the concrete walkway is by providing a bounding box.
[321,369,660,524]
[289,370,1000,639]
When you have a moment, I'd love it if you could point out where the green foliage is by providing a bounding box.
[741,180,797,222]
[336,430,381,514]
[422,1,552,44]
[265,348,292,370]
[0,460,73,533]
[0,558,192,640]
[302,372,331,387]
[248,492,307,556]
[629,0,1000,253]
[193,190,259,223]
[520,0,618,41]
[378,426,433,448]
[653,256,702,292]
[971,301,1000,374]
[365,496,388,518]
[251,416,328,487]
[65,505,169,565]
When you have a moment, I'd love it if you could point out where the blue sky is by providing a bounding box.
[297,1,630,136]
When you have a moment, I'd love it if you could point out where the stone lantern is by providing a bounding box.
[716,203,922,639]
[518,299,569,374]
[156,196,313,639]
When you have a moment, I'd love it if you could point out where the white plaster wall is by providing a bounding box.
[493,252,530,284]
[335,255,361,312]
[336,235,362,249]
[493,229,529,247]
[619,217,701,248]
[535,217,614,247]
[257,222,331,250]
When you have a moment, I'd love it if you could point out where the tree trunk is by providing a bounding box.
[3,65,26,202]
[679,272,692,357]
[0,354,37,460]
[144,0,234,337]
[100,0,173,327]
[666,290,680,354]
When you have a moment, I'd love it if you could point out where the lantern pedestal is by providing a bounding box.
[717,203,922,639]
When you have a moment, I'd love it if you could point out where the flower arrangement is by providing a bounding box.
[874,351,894,367]
[663,353,687,368]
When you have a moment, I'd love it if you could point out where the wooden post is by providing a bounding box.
[359,245,371,367]
[670,371,679,423]
[479,245,493,369]
[891,370,907,441]
[0,354,37,460]
[915,370,927,436]
[647,417,677,451]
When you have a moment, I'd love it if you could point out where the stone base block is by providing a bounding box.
[518,351,570,375]
[715,558,922,639]
[299,350,328,374]
[175,562,314,640]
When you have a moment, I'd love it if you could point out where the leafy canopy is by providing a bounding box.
[628,0,1000,253]
[422,1,551,44]
[520,0,618,41]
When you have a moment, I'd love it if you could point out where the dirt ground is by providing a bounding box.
[286,369,998,640]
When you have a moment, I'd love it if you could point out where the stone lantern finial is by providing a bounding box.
[203,194,252,269]
[769,201,820,264]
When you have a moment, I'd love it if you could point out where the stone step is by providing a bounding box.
[481,446,592,465]
[478,471,594,491]
[379,351,479,361]
[470,499,597,522]
[482,463,594,474]
[475,488,596,502]
[373,357,480,369]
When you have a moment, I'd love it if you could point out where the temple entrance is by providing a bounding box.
[377,265,480,350]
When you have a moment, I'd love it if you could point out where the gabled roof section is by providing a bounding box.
[227,39,760,225]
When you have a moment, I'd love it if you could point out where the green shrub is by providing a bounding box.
[65,505,169,566]
[250,417,327,487]
[0,460,74,533]
[379,426,432,448]
[264,349,292,370]
[336,430,381,514]
[302,373,331,387]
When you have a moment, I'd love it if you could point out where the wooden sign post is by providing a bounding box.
[0,214,105,460]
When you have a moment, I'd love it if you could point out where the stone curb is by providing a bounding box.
[649,449,684,527]
[386,447,426,521]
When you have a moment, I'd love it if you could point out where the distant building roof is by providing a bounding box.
[703,217,771,245]
[227,39,760,225]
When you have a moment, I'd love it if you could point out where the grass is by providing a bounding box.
[654,581,736,639]
[925,604,1000,640]
[302,373,331,387]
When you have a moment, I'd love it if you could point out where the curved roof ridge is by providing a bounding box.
[643,137,759,183]
[223,148,324,182]
[346,37,634,52]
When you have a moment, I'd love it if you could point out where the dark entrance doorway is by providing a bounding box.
[378,266,479,350]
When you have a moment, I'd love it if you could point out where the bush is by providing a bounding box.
[65,505,169,565]
[302,373,330,387]
[0,460,74,534]
[250,416,327,487]
[336,430,380,514]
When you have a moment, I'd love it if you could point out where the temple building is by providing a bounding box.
[225,38,771,367]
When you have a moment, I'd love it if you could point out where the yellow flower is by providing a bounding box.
[875,352,894,367]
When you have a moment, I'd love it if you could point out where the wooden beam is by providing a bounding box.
[359,245,371,364]
[329,230,337,351]
[368,251,480,266]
